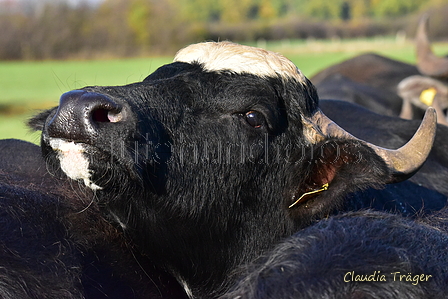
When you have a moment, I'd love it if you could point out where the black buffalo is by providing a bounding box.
[1,41,444,298]
[0,139,188,298]
[312,15,448,125]
[25,41,442,298]
[223,99,448,299]
[398,14,448,124]
[312,54,418,117]
[319,99,448,200]
[221,208,448,299]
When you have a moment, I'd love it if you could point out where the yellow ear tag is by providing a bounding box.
[289,183,329,209]
[420,87,437,106]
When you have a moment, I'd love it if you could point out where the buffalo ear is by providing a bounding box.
[288,139,388,212]
[27,107,57,131]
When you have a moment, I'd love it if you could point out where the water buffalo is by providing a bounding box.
[222,208,448,299]
[311,54,419,118]
[312,15,448,125]
[19,41,440,298]
[398,14,448,125]
[319,99,448,200]
[223,97,448,299]
[0,42,446,298]
[0,138,188,298]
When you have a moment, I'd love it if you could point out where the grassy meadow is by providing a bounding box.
[2,37,448,144]
[0,57,172,143]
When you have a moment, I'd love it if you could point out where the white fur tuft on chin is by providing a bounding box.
[48,138,103,190]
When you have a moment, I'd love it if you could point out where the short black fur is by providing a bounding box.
[15,57,448,298]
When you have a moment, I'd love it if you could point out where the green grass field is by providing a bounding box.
[0,57,172,142]
[2,37,448,143]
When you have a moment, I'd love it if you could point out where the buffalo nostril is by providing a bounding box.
[91,108,123,123]
[46,90,125,142]
[92,108,109,123]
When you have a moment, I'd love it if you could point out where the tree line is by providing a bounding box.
[0,0,446,60]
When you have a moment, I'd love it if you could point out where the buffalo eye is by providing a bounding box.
[245,111,264,128]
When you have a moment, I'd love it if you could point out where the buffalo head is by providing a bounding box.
[30,41,436,297]
[398,14,448,125]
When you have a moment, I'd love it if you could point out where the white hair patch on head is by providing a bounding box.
[174,41,307,84]
[48,138,102,190]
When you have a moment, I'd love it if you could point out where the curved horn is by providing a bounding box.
[304,107,437,183]
[416,14,448,77]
